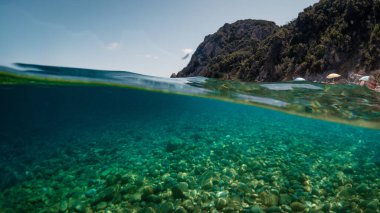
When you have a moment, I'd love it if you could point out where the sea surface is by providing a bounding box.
[0,64,379,212]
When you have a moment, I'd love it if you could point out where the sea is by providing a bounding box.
[0,63,379,212]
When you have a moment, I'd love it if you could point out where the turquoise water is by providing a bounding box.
[0,64,379,212]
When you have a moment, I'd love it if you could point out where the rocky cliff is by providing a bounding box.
[174,0,380,82]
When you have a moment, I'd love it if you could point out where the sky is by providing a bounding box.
[0,0,319,77]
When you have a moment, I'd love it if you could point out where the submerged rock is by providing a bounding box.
[166,138,183,152]
[290,201,305,211]
[355,183,370,194]
[95,201,107,210]
[265,206,282,213]
[85,188,97,198]
[59,200,68,212]
[215,198,227,210]
[260,192,279,207]
[171,185,187,199]
[249,205,264,213]
[157,201,174,213]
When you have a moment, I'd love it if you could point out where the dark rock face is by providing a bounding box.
[175,0,380,82]
[176,20,278,78]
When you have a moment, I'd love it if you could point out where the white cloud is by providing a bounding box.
[106,42,120,50]
[182,48,193,54]
[144,54,159,59]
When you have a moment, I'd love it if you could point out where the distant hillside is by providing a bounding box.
[174,0,380,82]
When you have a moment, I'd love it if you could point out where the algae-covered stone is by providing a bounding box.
[157,201,174,213]
[100,168,113,178]
[138,207,156,213]
[279,194,292,205]
[290,201,305,211]
[215,198,227,210]
[96,201,107,210]
[259,192,279,207]
[93,187,114,203]
[85,188,97,198]
[182,200,194,211]
[174,206,187,213]
[266,206,282,213]
[166,138,183,152]
[249,206,264,213]
[200,171,219,190]
[127,192,142,202]
[366,199,379,210]
[171,182,188,200]
[71,201,86,212]
[59,200,68,212]
[216,190,229,198]
[141,185,162,203]
[172,185,186,199]
[176,182,189,192]
[84,207,94,213]
[106,173,122,186]
[355,183,370,194]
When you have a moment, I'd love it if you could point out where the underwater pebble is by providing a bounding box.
[266,206,282,213]
[249,205,264,213]
[174,206,187,213]
[96,201,108,210]
[367,199,379,210]
[216,190,229,198]
[290,201,305,211]
[215,198,227,210]
[355,183,370,194]
[157,201,174,213]
[59,200,68,211]
[85,188,97,198]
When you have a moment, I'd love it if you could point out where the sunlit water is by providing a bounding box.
[0,64,379,212]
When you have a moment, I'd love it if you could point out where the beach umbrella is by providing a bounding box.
[294,77,306,81]
[359,76,370,81]
[326,73,341,79]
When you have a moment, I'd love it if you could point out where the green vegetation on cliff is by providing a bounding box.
[175,0,380,82]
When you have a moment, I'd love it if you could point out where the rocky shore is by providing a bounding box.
[174,0,380,84]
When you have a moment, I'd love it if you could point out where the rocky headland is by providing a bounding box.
[173,0,380,85]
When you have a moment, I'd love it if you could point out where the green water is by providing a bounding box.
[0,64,379,212]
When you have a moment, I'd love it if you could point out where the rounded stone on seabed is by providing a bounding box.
[174,206,187,213]
[177,182,189,192]
[259,192,279,207]
[249,205,264,213]
[96,201,108,210]
[266,206,282,213]
[142,186,154,196]
[366,199,379,210]
[355,183,370,194]
[177,172,188,181]
[138,207,156,213]
[216,190,229,198]
[71,200,86,212]
[84,207,94,213]
[59,200,68,212]
[182,199,194,211]
[237,182,250,193]
[215,198,227,210]
[279,194,292,205]
[290,201,305,211]
[172,184,187,199]
[201,179,213,190]
[85,188,97,198]
[157,201,174,213]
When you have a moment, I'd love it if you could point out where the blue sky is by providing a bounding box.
[0,0,318,77]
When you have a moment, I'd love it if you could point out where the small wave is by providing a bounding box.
[1,63,379,129]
